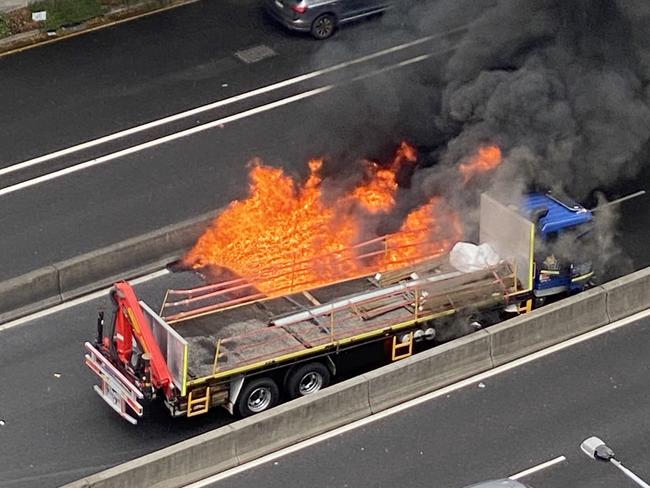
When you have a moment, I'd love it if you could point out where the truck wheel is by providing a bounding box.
[236,377,279,418]
[285,362,331,399]
[311,14,336,39]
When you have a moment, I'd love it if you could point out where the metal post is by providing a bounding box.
[291,251,296,293]
[212,339,221,375]
[381,235,388,264]
[581,436,650,488]
[159,289,170,316]
[414,287,419,320]
[610,459,650,488]
[97,311,104,345]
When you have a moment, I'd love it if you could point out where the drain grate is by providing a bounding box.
[234,45,278,64]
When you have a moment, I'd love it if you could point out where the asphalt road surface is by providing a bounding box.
[0,0,473,165]
[0,266,398,488]
[1,0,647,281]
[0,271,234,488]
[0,0,474,280]
[199,314,650,488]
[2,268,649,488]
[0,2,649,487]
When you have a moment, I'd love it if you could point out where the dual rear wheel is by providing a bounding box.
[235,361,331,418]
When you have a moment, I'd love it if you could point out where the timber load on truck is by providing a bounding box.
[85,192,596,424]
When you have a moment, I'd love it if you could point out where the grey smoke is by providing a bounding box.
[281,0,649,279]
[420,0,650,200]
[401,0,650,280]
[304,0,649,214]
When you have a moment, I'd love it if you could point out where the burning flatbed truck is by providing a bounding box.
[85,193,595,424]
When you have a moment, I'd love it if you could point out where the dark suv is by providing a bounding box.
[265,0,393,39]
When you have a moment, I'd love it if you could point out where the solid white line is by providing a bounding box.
[0,86,331,197]
[0,26,468,178]
[509,455,567,480]
[0,268,169,332]
[0,49,444,198]
[185,308,650,487]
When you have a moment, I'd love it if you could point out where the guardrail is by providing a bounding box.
[0,209,220,324]
[61,267,650,488]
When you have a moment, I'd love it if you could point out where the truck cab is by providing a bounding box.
[522,193,594,299]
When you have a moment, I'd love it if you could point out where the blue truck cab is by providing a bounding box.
[522,193,594,298]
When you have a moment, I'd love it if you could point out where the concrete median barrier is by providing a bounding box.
[366,330,493,413]
[235,374,371,464]
[487,286,608,367]
[0,209,219,324]
[56,212,217,300]
[0,266,61,323]
[62,376,372,488]
[58,267,650,488]
[602,267,650,322]
[66,424,239,488]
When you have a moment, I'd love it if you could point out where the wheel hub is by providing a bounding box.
[316,18,332,37]
[247,386,272,412]
[298,372,323,395]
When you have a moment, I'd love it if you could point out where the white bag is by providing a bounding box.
[449,242,500,273]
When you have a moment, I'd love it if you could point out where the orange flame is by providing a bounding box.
[385,198,463,265]
[353,142,418,213]
[353,164,399,213]
[458,145,502,182]
[185,142,463,294]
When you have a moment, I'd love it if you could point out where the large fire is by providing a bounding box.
[185,143,499,295]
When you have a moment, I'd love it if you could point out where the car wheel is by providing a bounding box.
[311,14,336,40]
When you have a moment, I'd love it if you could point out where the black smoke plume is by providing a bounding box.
[418,0,650,201]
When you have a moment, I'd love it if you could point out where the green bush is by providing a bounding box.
[0,13,10,39]
[29,0,103,31]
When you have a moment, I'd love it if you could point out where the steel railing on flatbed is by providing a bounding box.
[161,228,450,323]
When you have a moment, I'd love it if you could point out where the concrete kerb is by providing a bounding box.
[0,0,201,58]
[602,267,650,322]
[487,286,609,367]
[366,330,493,413]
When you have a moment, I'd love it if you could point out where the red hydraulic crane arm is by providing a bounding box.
[113,281,175,399]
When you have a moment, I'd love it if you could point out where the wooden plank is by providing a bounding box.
[421,274,515,315]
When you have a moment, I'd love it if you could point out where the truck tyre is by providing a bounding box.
[311,14,336,40]
[236,377,279,418]
[285,362,331,399]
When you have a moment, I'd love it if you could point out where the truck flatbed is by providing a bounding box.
[84,192,543,423]
[166,259,515,382]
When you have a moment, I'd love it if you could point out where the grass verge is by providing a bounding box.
[28,0,103,31]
